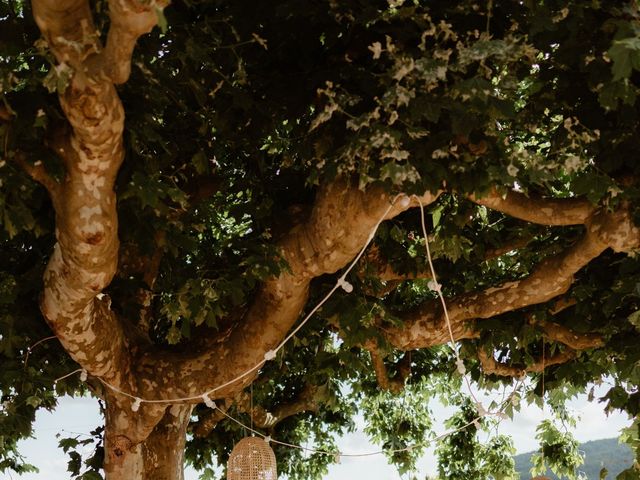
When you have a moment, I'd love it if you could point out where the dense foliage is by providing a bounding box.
[1,0,640,479]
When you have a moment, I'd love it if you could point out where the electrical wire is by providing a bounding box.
[51,191,527,459]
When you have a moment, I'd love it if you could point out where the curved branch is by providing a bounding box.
[360,234,533,285]
[136,182,440,401]
[470,188,595,226]
[384,232,605,350]
[535,319,603,349]
[478,298,602,378]
[245,384,319,430]
[96,0,167,84]
[32,0,161,385]
[32,0,98,68]
[2,106,60,197]
[548,296,577,315]
[191,400,232,438]
[478,348,576,378]
[13,151,61,198]
[384,202,639,351]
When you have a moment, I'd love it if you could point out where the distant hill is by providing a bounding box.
[514,438,634,479]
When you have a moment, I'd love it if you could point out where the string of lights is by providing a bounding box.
[56,195,403,406]
[49,191,525,459]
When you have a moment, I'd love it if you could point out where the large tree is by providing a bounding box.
[1,0,640,479]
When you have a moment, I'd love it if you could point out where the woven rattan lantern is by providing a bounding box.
[227,436,277,480]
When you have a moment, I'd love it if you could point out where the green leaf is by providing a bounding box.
[67,451,82,476]
[25,396,41,408]
[166,325,181,344]
[380,162,420,185]
[200,467,216,480]
[58,437,80,453]
[79,471,103,480]
[432,206,443,228]
[598,80,637,110]
[608,37,640,81]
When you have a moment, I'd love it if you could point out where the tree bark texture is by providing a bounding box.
[25,1,640,479]
[104,398,192,480]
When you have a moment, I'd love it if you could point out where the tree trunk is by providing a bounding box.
[104,400,193,480]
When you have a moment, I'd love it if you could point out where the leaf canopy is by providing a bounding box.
[1,0,640,479]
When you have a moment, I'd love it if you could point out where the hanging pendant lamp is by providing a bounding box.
[227,436,278,480]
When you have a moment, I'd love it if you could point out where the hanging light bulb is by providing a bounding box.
[227,436,277,480]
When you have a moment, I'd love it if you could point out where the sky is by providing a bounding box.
[7,383,631,480]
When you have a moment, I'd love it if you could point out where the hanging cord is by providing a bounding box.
[47,190,532,460]
[23,335,58,370]
[414,196,486,414]
[209,386,523,458]
[541,342,546,469]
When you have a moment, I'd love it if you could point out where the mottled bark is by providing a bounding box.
[29,1,174,479]
[384,195,638,370]
[26,1,640,478]
[32,0,140,388]
[535,319,603,350]
[135,183,440,401]
[470,187,595,226]
[478,348,576,378]
[104,399,191,480]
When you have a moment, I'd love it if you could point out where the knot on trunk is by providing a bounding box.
[110,434,135,460]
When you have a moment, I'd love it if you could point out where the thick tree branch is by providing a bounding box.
[32,0,160,386]
[360,235,532,285]
[136,182,440,401]
[96,0,167,84]
[383,203,639,351]
[535,318,603,349]
[32,0,98,68]
[369,347,398,393]
[238,384,320,430]
[470,188,595,226]
[478,348,576,378]
[478,298,603,377]
[191,400,233,438]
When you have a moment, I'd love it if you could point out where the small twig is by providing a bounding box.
[14,152,61,197]
[23,335,59,370]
